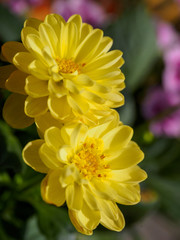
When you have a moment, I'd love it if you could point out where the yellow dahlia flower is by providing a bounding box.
[0,14,125,128]
[23,121,147,235]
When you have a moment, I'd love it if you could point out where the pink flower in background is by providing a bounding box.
[156,21,180,51]
[163,45,180,94]
[52,0,108,26]
[142,86,180,137]
[2,0,43,15]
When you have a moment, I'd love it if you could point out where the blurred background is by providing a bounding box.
[0,0,180,239]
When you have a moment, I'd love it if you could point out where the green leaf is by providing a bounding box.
[24,216,46,240]
[117,90,136,126]
[148,176,180,221]
[0,4,24,42]
[0,120,22,172]
[33,201,72,240]
[105,4,158,91]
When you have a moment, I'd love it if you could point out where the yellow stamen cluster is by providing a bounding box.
[72,137,110,180]
[56,57,85,74]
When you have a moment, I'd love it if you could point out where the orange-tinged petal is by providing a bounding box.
[23,140,48,173]
[3,93,34,129]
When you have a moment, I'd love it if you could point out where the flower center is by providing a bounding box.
[72,137,110,180]
[55,57,85,74]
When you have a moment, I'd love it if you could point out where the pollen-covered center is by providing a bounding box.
[55,57,85,74]
[72,137,110,180]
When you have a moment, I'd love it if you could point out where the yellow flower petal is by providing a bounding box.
[48,95,72,120]
[70,123,88,148]
[3,93,34,129]
[24,17,42,29]
[48,79,67,97]
[64,22,79,58]
[88,112,119,138]
[84,50,123,72]
[0,65,16,88]
[110,182,141,205]
[81,90,105,104]
[83,186,99,211]
[41,170,65,207]
[44,14,64,39]
[25,96,48,117]
[60,165,80,187]
[13,52,35,73]
[35,112,63,138]
[98,200,125,232]
[74,74,94,86]
[44,126,64,150]
[39,22,58,56]
[69,209,93,236]
[64,79,79,94]
[67,94,89,115]
[39,143,62,169]
[111,166,147,183]
[28,59,49,80]
[93,36,113,58]
[80,23,93,43]
[6,70,27,95]
[58,145,72,162]
[66,183,83,210]
[75,29,103,62]
[25,34,44,60]
[97,199,119,221]
[81,201,101,230]
[25,75,49,97]
[45,13,65,27]
[69,201,100,235]
[23,140,48,173]
[102,125,133,152]
[2,42,27,63]
[88,179,114,200]
[67,14,82,31]
[21,26,39,48]
[107,141,144,169]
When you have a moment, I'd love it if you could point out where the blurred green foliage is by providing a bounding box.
[0,1,180,240]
